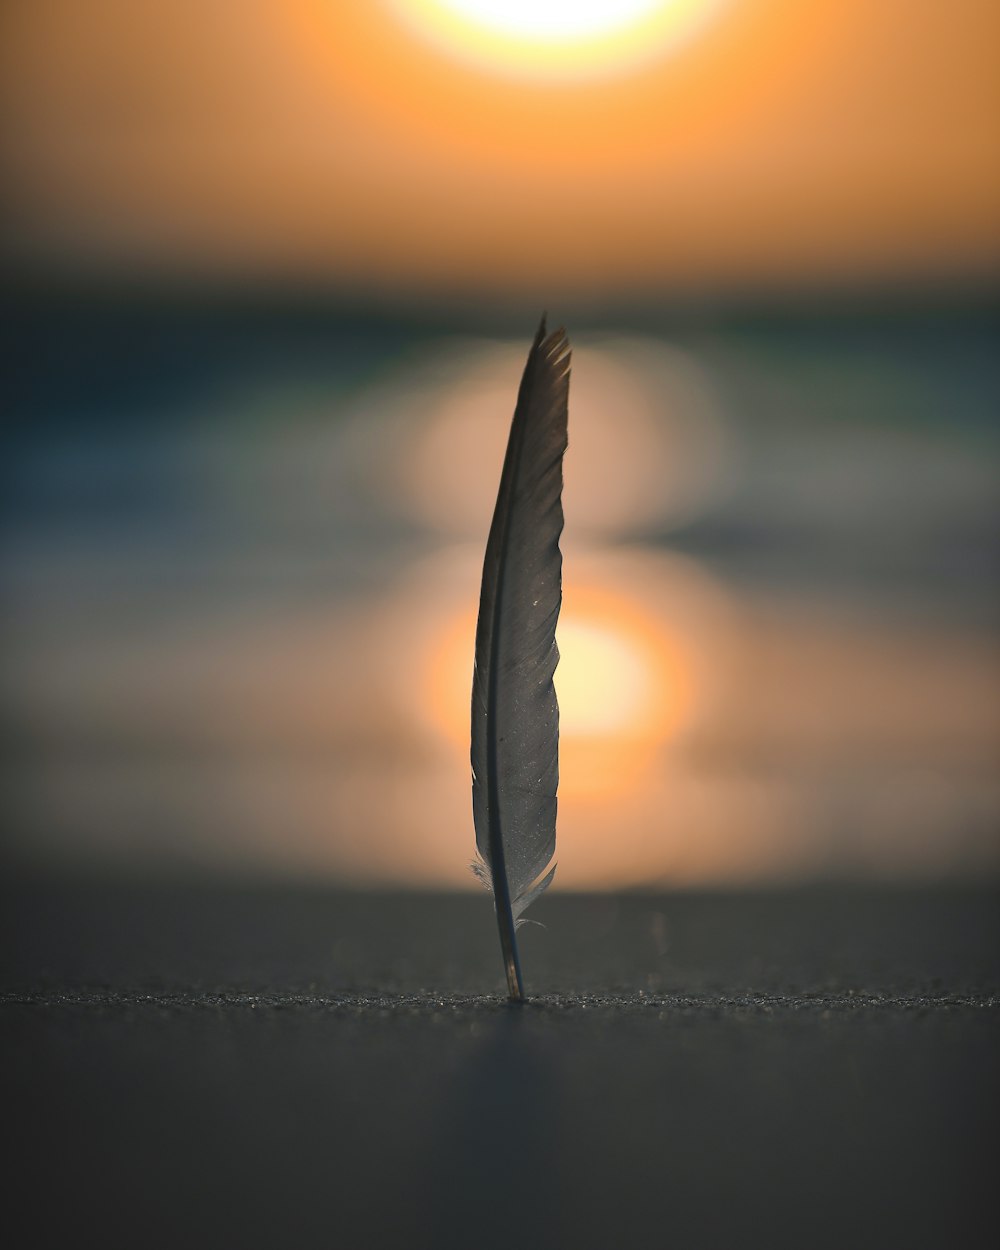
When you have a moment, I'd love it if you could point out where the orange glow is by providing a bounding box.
[290,0,849,170]
[558,583,694,796]
[390,1,729,81]
[2,2,997,290]
[367,542,735,887]
[16,543,997,889]
[413,547,716,804]
[557,618,648,735]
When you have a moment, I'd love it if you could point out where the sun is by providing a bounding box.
[390,0,728,79]
[421,1,665,42]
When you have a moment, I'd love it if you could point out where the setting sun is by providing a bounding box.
[391,0,728,78]
[416,0,664,40]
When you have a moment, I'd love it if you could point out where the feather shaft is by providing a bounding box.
[472,316,570,1000]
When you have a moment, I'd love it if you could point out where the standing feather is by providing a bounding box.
[472,317,570,1001]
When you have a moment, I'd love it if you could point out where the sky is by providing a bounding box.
[1,0,998,297]
[1,2,998,890]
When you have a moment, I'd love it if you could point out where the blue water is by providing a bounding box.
[2,293,998,882]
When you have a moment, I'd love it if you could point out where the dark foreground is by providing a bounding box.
[2,883,997,1249]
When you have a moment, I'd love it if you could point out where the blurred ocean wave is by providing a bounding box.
[2,295,998,885]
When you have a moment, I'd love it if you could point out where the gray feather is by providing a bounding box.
[471,317,570,999]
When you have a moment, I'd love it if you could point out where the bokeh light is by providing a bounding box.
[353,335,731,538]
[373,541,732,884]
[415,547,710,796]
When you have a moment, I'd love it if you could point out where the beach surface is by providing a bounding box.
[3,883,997,1249]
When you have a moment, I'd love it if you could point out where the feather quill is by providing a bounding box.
[472,317,570,1001]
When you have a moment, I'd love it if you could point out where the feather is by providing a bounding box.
[471,316,570,1001]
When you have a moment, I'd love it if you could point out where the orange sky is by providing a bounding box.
[1,0,998,295]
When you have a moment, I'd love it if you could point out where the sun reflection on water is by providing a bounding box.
[394,543,728,808]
